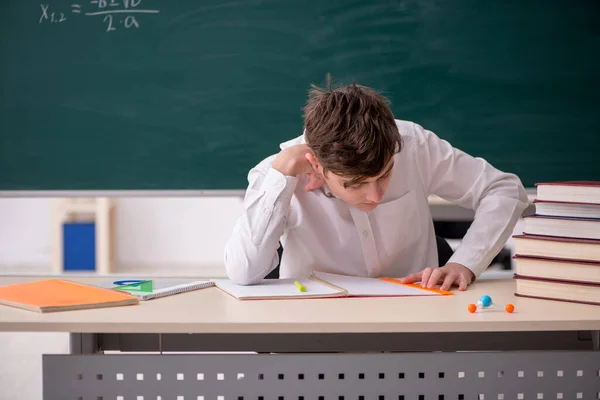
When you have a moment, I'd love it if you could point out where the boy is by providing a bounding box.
[225,76,528,290]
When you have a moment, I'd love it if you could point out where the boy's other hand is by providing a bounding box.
[398,262,475,291]
[273,144,325,191]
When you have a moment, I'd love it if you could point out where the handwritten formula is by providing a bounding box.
[39,0,160,32]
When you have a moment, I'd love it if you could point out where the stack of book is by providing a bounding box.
[513,181,600,306]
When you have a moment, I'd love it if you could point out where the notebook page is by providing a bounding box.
[313,272,440,297]
[214,277,342,299]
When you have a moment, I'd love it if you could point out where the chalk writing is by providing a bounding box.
[38,0,159,32]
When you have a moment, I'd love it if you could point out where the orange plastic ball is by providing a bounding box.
[468,304,477,313]
[505,303,515,313]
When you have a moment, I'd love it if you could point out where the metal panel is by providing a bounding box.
[70,333,100,355]
[44,351,600,399]
[96,331,595,353]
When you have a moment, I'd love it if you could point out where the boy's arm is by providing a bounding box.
[415,123,529,279]
[224,160,298,285]
[224,144,324,285]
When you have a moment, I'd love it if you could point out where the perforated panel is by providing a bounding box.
[43,352,600,400]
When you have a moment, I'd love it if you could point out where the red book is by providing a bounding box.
[513,234,600,262]
[514,274,600,306]
[513,255,600,284]
[533,199,600,219]
[535,181,600,204]
[523,215,600,240]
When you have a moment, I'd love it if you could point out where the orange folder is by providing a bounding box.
[0,279,139,313]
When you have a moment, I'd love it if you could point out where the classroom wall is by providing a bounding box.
[0,199,52,268]
[0,197,524,274]
[0,197,245,276]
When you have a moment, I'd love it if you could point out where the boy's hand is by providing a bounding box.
[273,144,325,191]
[399,262,475,291]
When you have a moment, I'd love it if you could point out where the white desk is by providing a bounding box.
[1,276,598,399]
[1,277,598,334]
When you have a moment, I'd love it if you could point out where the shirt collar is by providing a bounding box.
[321,182,336,198]
[279,131,307,150]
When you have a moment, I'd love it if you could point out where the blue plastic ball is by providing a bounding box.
[480,295,492,308]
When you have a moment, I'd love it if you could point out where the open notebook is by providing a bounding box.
[214,271,452,300]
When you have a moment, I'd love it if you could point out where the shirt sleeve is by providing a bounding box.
[412,123,529,278]
[224,158,298,285]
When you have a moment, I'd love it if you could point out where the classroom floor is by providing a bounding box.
[0,267,513,400]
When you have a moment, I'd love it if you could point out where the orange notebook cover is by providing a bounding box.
[0,279,139,313]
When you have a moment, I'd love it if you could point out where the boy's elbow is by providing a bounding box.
[496,172,528,205]
[228,272,262,286]
[502,175,529,217]
[518,185,529,206]
[224,251,263,286]
[510,175,529,205]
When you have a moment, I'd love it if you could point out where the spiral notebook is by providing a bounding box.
[94,279,215,301]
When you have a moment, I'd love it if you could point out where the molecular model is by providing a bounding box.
[468,295,515,313]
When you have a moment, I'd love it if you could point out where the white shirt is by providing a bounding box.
[225,120,529,285]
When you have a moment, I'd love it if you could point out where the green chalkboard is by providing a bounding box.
[1,0,599,191]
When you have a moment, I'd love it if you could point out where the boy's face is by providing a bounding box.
[321,157,395,212]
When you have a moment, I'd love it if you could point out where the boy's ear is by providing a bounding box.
[305,152,321,172]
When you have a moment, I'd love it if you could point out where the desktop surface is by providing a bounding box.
[0,276,598,334]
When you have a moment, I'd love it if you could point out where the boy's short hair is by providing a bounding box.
[303,74,402,184]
